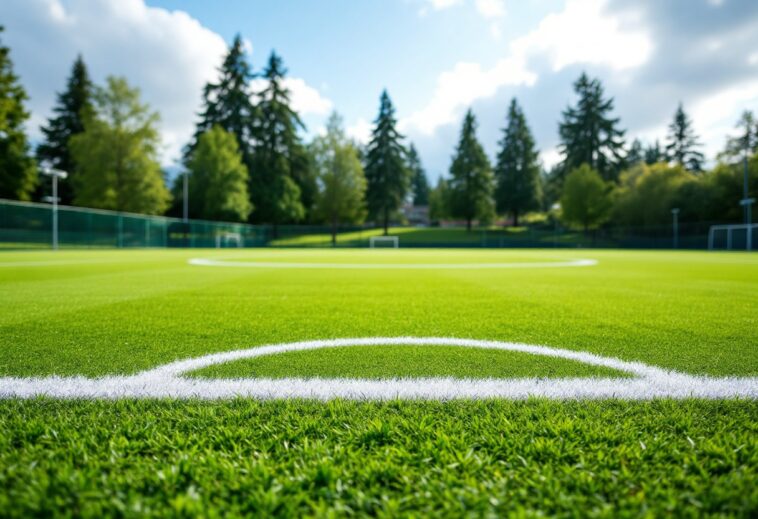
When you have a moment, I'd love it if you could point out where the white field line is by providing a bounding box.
[0,337,756,400]
[188,258,599,269]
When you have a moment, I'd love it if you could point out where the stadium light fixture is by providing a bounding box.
[41,166,68,251]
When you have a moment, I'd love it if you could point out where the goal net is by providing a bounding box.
[369,236,399,248]
[216,232,243,248]
[708,223,756,251]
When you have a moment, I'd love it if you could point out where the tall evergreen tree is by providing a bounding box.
[627,138,644,166]
[0,26,36,200]
[558,72,626,182]
[449,110,494,231]
[189,35,256,162]
[186,125,252,222]
[494,98,541,226]
[36,55,94,204]
[721,110,758,162]
[364,90,409,234]
[644,139,665,165]
[249,52,308,228]
[70,76,170,214]
[408,143,429,206]
[665,103,704,172]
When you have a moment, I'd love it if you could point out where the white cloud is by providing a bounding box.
[346,118,373,144]
[0,0,331,166]
[474,0,506,19]
[510,0,652,72]
[420,0,504,20]
[401,59,536,135]
[403,0,651,137]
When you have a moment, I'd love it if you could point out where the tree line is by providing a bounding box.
[1,28,756,240]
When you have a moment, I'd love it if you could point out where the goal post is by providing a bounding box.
[216,232,243,248]
[708,223,757,251]
[369,236,399,248]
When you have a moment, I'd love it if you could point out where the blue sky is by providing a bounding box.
[2,0,758,179]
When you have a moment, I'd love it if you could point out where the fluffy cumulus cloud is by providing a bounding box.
[407,0,758,175]
[0,0,332,166]
[403,0,651,138]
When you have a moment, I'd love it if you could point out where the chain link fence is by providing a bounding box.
[0,198,739,250]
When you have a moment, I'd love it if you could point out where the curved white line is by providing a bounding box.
[0,337,755,400]
[188,258,599,269]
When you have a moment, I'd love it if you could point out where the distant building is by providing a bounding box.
[403,204,430,226]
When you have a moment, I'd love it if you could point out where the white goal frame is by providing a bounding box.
[369,236,399,248]
[708,223,756,251]
[216,232,243,248]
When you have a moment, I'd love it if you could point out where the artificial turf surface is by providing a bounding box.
[0,248,756,516]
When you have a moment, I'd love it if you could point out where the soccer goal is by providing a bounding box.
[369,236,399,248]
[216,232,243,248]
[708,223,757,251]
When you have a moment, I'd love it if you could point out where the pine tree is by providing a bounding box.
[665,103,704,172]
[558,72,626,183]
[494,98,540,226]
[408,144,429,206]
[449,110,494,231]
[364,90,409,234]
[721,111,758,162]
[627,138,644,166]
[70,76,170,214]
[186,125,252,222]
[37,55,94,204]
[0,26,36,200]
[189,35,256,162]
[644,140,664,165]
[310,112,367,245]
[249,52,308,228]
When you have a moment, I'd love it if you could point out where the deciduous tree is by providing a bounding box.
[70,76,170,214]
[186,125,251,222]
[310,112,367,245]
[559,164,612,233]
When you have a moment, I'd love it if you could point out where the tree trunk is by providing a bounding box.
[383,207,389,236]
[467,218,472,231]
[331,217,337,247]
[513,210,519,227]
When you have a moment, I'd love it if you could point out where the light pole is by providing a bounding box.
[41,166,68,250]
[671,208,680,250]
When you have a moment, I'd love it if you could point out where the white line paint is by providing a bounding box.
[188,258,599,269]
[1,338,755,400]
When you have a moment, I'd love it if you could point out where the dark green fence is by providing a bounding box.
[0,198,737,250]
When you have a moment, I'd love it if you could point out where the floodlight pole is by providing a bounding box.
[183,170,189,223]
[41,167,68,251]
[671,208,680,250]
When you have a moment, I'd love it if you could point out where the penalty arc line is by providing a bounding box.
[0,337,756,400]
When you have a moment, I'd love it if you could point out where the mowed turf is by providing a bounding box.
[0,248,757,516]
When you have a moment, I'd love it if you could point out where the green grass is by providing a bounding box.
[0,248,756,516]
[191,345,626,379]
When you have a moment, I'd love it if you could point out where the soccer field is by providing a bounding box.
[1,249,757,516]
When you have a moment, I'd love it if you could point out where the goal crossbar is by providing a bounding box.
[708,223,757,251]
